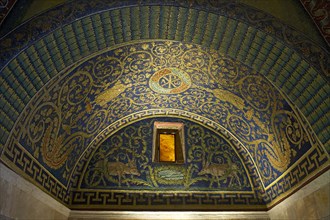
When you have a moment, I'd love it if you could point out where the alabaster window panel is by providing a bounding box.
[153,121,185,164]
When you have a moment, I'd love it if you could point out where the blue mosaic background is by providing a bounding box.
[80,117,252,191]
[3,40,322,187]
[0,1,328,153]
[0,0,328,210]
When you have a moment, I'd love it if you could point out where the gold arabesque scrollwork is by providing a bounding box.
[12,40,313,187]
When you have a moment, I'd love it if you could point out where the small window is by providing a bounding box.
[159,133,176,162]
[153,122,185,164]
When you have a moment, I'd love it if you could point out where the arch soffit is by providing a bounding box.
[0,2,328,153]
[0,1,328,208]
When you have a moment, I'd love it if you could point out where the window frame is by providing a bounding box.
[152,121,185,164]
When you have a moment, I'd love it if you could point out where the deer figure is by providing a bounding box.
[226,163,241,187]
[107,157,140,187]
[198,162,230,187]
[198,151,241,188]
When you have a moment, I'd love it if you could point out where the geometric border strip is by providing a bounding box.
[70,190,266,210]
[264,146,329,206]
[1,141,70,204]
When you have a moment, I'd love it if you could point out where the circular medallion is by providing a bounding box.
[149,68,191,94]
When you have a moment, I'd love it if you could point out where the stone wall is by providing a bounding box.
[0,162,70,220]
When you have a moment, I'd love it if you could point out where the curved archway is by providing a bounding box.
[0,0,328,211]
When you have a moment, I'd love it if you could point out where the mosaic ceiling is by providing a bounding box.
[0,0,329,211]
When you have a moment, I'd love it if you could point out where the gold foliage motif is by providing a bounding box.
[212,88,245,110]
[81,119,251,191]
[95,82,132,106]
[9,40,317,188]
[186,124,248,189]
[41,126,66,168]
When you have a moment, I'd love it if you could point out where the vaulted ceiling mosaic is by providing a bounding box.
[0,0,329,211]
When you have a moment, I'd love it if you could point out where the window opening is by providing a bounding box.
[159,133,176,162]
[153,122,185,164]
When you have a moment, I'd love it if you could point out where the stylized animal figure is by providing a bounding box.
[198,153,241,188]
[107,158,140,187]
[198,162,229,187]
[226,163,241,186]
